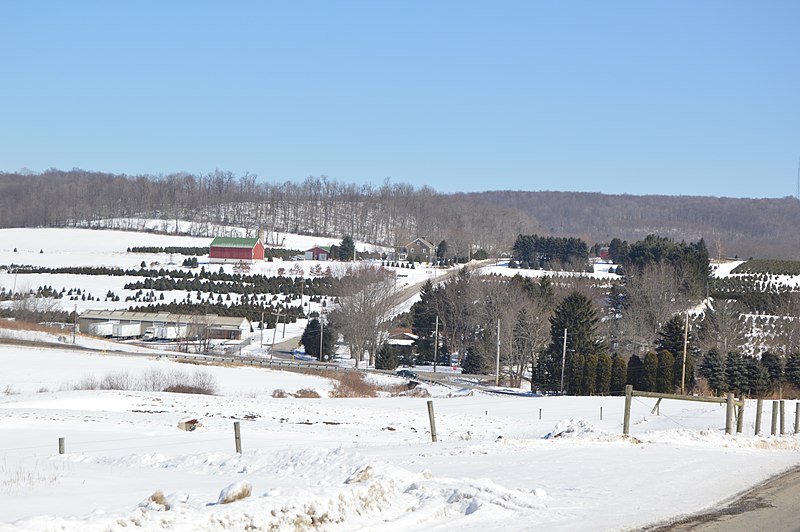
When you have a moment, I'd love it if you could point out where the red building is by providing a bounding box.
[209,237,265,263]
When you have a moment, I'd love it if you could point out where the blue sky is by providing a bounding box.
[1,1,798,198]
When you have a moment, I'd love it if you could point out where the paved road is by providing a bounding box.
[645,466,800,532]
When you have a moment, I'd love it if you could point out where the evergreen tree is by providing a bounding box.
[724,351,749,396]
[542,291,605,393]
[568,353,586,395]
[300,318,336,361]
[436,240,448,261]
[760,351,784,394]
[338,235,356,261]
[786,352,800,389]
[656,315,699,392]
[610,354,628,394]
[656,350,675,393]
[699,348,727,396]
[642,352,658,392]
[626,354,643,390]
[745,356,769,398]
[375,344,400,370]
[411,280,439,360]
[584,353,599,395]
[596,353,613,395]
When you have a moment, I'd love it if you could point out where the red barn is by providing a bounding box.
[209,237,265,263]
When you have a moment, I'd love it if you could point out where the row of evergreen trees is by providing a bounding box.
[511,234,589,270]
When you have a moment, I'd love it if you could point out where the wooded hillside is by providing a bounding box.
[2,169,798,259]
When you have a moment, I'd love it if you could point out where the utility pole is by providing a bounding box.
[433,315,439,373]
[319,313,324,362]
[72,304,77,344]
[495,319,500,386]
[271,308,282,361]
[260,310,264,349]
[560,328,567,394]
[681,312,689,394]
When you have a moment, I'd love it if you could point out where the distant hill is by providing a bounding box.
[1,169,798,259]
[472,191,800,260]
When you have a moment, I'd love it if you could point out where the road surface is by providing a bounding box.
[645,465,800,531]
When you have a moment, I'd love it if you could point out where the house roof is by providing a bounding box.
[210,237,261,249]
[405,237,434,249]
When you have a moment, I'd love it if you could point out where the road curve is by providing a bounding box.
[643,465,800,532]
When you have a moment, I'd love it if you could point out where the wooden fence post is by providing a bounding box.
[58,437,65,455]
[780,400,786,435]
[736,402,743,434]
[600,406,603,421]
[755,398,763,436]
[623,385,632,435]
[771,401,779,436]
[725,393,734,435]
[234,421,242,454]
[795,402,800,434]
[427,400,438,443]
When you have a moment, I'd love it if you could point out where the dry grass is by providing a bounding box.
[329,371,378,398]
[272,389,288,398]
[293,388,322,398]
[68,368,218,395]
[0,319,68,335]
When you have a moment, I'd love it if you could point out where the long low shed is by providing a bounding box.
[78,310,252,340]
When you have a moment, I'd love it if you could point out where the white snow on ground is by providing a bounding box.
[1,340,799,531]
[1,228,800,530]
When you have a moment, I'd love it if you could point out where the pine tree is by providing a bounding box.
[642,352,658,392]
[656,350,675,393]
[596,353,613,395]
[610,354,627,394]
[699,348,727,396]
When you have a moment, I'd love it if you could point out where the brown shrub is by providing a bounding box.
[163,385,216,395]
[293,388,321,398]
[329,372,378,398]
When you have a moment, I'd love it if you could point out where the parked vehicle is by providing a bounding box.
[112,323,141,339]
[396,369,417,379]
[89,321,116,337]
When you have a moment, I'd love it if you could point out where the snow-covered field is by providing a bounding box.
[1,336,800,531]
[1,227,800,530]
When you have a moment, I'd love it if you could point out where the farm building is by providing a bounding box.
[209,237,265,263]
[304,245,338,261]
[78,310,253,340]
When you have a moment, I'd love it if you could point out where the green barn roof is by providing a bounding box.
[210,237,261,249]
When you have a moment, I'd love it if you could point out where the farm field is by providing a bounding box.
[1,227,800,530]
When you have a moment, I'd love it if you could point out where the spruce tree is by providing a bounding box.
[724,351,749,396]
[338,235,356,261]
[543,291,605,393]
[300,318,336,361]
[699,348,727,396]
[745,356,769,398]
[786,352,800,390]
[760,351,784,394]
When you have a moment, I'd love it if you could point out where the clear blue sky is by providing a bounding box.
[1,1,798,198]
